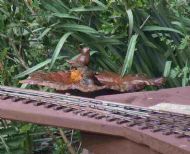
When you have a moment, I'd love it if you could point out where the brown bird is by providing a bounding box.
[67,47,90,68]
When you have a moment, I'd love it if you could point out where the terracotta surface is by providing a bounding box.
[82,86,190,154]
[82,133,160,154]
[0,86,190,154]
[96,86,190,107]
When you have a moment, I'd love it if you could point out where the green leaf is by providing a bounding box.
[14,56,66,79]
[92,0,107,8]
[41,0,68,13]
[0,127,17,136]
[7,135,25,146]
[126,9,133,37]
[182,61,189,87]
[163,61,172,77]
[19,124,32,133]
[92,36,122,45]
[37,27,51,40]
[0,135,10,153]
[121,34,138,76]
[32,27,45,33]
[70,6,105,12]
[143,26,184,35]
[49,32,72,70]
[62,24,98,34]
[52,13,80,20]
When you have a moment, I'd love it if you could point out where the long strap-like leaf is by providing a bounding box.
[49,32,72,70]
[121,34,138,76]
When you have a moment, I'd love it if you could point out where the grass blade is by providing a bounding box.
[49,32,72,70]
[14,56,66,79]
[126,9,133,38]
[52,13,80,20]
[92,0,107,8]
[163,61,172,77]
[121,34,138,76]
[182,61,189,87]
[70,6,105,12]
[37,27,51,40]
[62,24,98,34]
[0,135,10,153]
[143,26,184,35]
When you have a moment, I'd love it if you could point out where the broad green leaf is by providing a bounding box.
[52,13,80,20]
[49,32,72,70]
[182,61,189,87]
[93,37,122,45]
[41,2,60,13]
[171,21,183,28]
[14,56,66,79]
[143,26,184,35]
[20,124,32,133]
[121,34,138,76]
[32,27,45,33]
[163,61,172,77]
[54,0,69,10]
[62,24,98,34]
[70,6,105,12]
[92,0,107,8]
[37,27,51,40]
[104,58,119,72]
[20,84,28,89]
[41,0,68,13]
[126,9,133,37]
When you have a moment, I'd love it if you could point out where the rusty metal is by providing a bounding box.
[0,86,190,154]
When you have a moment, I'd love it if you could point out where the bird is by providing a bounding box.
[67,47,100,86]
[67,47,90,68]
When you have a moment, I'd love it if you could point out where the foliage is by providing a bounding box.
[0,0,190,153]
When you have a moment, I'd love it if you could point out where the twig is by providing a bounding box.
[77,142,82,154]
[70,129,74,144]
[139,15,151,30]
[6,55,17,63]
[0,135,10,153]
[0,119,8,128]
[9,40,28,69]
[0,33,28,69]
[46,127,56,143]
[0,33,8,39]
[59,128,76,154]
[23,0,36,15]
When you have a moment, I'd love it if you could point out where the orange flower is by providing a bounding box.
[70,69,82,83]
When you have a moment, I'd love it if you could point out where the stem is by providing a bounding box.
[0,33,28,69]
[59,128,76,154]
[9,40,28,69]
[139,15,151,30]
[23,0,35,15]
[0,135,10,153]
